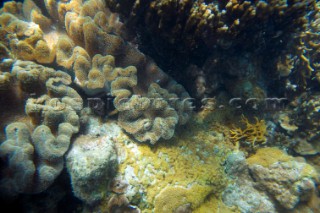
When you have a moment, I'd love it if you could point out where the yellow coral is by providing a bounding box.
[112,114,231,212]
[247,147,293,167]
[230,115,267,148]
[154,185,213,213]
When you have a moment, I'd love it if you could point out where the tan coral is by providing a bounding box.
[1,0,192,146]
[0,71,12,90]
[154,185,214,213]
[0,118,74,196]
[278,114,298,132]
[22,0,52,31]
[11,60,71,93]
[111,67,185,144]
[0,9,55,63]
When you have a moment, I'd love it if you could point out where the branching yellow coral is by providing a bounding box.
[230,116,267,148]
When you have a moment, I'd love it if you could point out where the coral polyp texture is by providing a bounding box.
[0,122,69,196]
[111,65,192,144]
[0,0,192,144]
[0,59,83,197]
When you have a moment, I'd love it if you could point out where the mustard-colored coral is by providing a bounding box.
[112,114,232,212]
[0,1,56,63]
[154,185,214,213]
[230,116,267,147]
[247,147,293,167]
[247,147,318,209]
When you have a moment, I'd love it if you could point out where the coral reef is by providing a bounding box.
[104,0,316,100]
[66,135,118,204]
[274,92,320,156]
[0,0,192,144]
[77,114,233,212]
[106,0,314,52]
[223,148,319,212]
[0,122,69,196]
[0,60,83,197]
[223,152,276,213]
[0,1,55,63]
[284,2,320,92]
[111,66,192,144]
[247,148,319,210]
[0,0,320,212]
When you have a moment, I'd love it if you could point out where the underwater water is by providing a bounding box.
[0,0,320,212]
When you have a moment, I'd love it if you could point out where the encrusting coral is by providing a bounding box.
[247,147,319,210]
[223,148,320,212]
[223,151,277,212]
[78,114,233,212]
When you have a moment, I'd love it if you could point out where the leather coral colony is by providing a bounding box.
[0,0,191,196]
[0,0,192,145]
